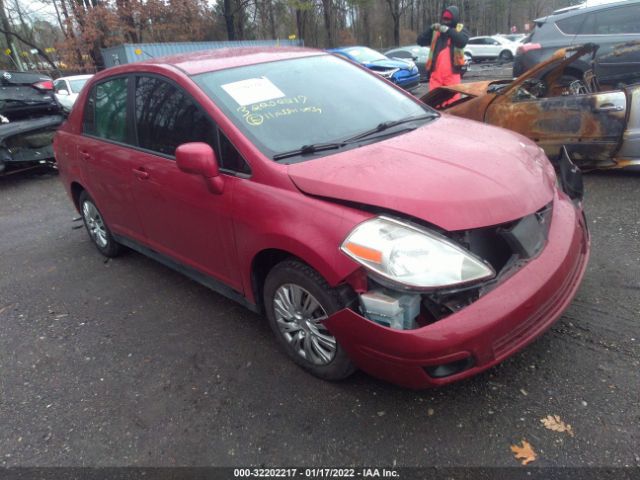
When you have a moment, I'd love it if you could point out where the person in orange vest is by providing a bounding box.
[417,6,470,90]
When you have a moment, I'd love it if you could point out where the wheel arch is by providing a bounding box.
[251,248,296,312]
[248,243,360,312]
[70,181,86,211]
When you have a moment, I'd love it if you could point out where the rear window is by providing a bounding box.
[580,5,640,34]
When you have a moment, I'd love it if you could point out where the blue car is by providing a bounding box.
[328,46,420,91]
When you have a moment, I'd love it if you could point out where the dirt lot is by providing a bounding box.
[0,65,638,470]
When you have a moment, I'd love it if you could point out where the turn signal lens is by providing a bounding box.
[344,242,383,264]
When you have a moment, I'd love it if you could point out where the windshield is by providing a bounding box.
[342,47,388,63]
[69,79,88,93]
[193,55,433,161]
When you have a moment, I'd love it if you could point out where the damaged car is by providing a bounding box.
[0,71,63,175]
[421,43,640,170]
[329,46,421,91]
[55,47,589,388]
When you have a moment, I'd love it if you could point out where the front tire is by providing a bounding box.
[498,50,513,62]
[79,191,122,257]
[263,260,355,381]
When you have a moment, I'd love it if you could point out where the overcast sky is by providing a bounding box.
[15,0,56,21]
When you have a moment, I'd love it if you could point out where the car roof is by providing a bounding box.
[537,0,639,22]
[57,74,93,81]
[386,45,424,51]
[330,46,375,53]
[102,47,325,77]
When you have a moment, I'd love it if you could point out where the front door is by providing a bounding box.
[128,75,242,291]
[485,88,627,168]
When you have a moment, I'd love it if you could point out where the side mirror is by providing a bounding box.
[411,55,418,61]
[176,142,224,194]
[57,89,69,95]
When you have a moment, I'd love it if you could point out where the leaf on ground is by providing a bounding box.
[541,414,574,436]
[510,440,537,465]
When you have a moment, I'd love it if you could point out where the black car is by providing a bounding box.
[0,71,63,175]
[514,0,640,85]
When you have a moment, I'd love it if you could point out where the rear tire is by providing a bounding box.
[78,190,122,258]
[263,259,355,381]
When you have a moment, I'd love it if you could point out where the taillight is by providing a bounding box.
[33,80,54,90]
[517,43,541,56]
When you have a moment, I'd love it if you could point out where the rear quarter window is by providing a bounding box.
[556,13,587,35]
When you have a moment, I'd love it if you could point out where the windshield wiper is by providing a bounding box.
[272,113,436,161]
[343,113,436,143]
[273,142,344,161]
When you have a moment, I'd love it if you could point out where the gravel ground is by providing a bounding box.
[0,67,638,469]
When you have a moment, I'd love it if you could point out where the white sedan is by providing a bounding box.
[53,74,93,111]
[464,36,519,62]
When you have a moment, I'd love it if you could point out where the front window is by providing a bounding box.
[193,55,432,162]
[134,76,217,157]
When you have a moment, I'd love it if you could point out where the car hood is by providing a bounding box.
[287,115,555,231]
[363,59,411,70]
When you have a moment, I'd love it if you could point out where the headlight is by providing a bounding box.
[378,68,399,79]
[341,216,495,290]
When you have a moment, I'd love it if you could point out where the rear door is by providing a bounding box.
[78,76,146,242]
[573,4,640,84]
[467,37,487,58]
[485,87,627,166]
[128,74,245,291]
[616,84,640,166]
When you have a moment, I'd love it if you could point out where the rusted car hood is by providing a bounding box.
[287,115,555,231]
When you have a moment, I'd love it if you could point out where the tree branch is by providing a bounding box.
[0,26,58,72]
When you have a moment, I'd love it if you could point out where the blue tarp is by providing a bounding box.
[101,40,305,68]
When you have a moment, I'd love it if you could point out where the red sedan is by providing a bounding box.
[54,47,589,388]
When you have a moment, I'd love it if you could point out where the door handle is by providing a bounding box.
[594,104,624,113]
[79,150,91,160]
[133,168,149,180]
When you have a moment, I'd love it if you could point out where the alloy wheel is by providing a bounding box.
[82,200,108,248]
[273,284,337,365]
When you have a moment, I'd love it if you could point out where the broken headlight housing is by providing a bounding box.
[341,216,495,290]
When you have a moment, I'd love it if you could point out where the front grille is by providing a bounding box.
[422,203,554,323]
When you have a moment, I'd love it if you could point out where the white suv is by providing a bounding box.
[465,36,518,62]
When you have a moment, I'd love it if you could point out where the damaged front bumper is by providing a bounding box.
[0,115,63,175]
[324,191,590,389]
